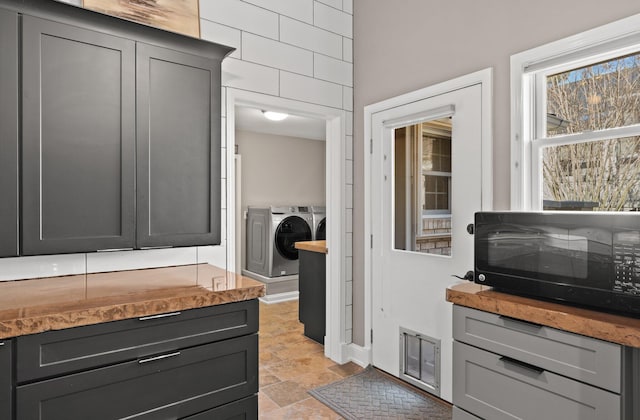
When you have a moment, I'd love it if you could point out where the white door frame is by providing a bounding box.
[362,68,494,363]
[225,88,348,363]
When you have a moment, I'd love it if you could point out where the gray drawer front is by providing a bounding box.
[16,334,258,420]
[0,340,12,420]
[17,299,258,383]
[453,341,621,420]
[453,406,481,420]
[183,395,257,419]
[453,305,621,392]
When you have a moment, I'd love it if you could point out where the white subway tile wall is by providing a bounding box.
[280,16,343,59]
[313,2,353,37]
[242,0,314,24]
[0,254,86,281]
[343,37,353,62]
[200,0,279,39]
[86,248,198,274]
[242,33,314,76]
[280,71,343,108]
[222,58,280,96]
[313,53,353,86]
[343,86,353,111]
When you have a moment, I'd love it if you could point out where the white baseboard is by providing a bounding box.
[258,291,299,304]
[347,343,371,367]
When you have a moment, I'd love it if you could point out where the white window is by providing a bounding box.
[511,14,640,211]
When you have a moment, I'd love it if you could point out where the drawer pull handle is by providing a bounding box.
[138,311,181,321]
[138,351,181,364]
[0,342,4,346]
[499,315,543,329]
[500,356,544,375]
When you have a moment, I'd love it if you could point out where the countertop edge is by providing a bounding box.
[446,284,640,348]
[295,240,328,254]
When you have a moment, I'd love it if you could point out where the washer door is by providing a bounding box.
[316,218,326,240]
[275,216,312,260]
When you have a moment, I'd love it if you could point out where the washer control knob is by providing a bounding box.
[477,274,486,282]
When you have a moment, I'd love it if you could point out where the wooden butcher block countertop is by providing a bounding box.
[294,240,327,254]
[0,264,265,339]
[447,283,640,348]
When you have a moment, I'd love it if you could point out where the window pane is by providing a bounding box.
[542,136,640,211]
[546,52,640,137]
[393,117,452,254]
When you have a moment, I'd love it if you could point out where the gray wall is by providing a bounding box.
[236,130,325,269]
[352,0,640,345]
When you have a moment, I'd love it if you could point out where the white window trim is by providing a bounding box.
[511,13,640,210]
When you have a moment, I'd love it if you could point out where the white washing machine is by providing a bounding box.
[311,205,326,240]
[246,206,313,278]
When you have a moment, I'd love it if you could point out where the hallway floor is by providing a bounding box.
[258,300,362,419]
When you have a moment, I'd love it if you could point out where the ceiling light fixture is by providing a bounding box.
[262,110,289,121]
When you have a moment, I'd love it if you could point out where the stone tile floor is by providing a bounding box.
[258,299,363,419]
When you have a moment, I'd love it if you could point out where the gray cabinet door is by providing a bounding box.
[0,340,12,420]
[0,8,18,257]
[136,42,222,248]
[21,16,136,255]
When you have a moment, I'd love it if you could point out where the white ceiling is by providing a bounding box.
[234,106,326,141]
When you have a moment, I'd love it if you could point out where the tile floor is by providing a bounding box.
[258,299,363,419]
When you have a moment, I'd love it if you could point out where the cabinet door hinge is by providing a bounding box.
[370,329,373,343]
[370,234,373,249]
[370,138,373,154]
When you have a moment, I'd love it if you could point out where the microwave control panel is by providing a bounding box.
[613,235,640,295]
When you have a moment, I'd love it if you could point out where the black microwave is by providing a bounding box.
[474,211,640,316]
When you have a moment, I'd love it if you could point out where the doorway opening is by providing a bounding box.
[225,88,347,363]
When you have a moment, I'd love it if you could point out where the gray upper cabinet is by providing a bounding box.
[136,43,221,248]
[0,8,18,257]
[21,15,136,255]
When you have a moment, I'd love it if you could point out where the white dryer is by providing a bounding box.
[311,205,326,240]
[246,206,313,278]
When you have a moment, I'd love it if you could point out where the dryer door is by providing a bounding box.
[316,218,326,241]
[275,216,312,260]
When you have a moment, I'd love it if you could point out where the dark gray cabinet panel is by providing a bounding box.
[0,8,18,257]
[183,395,258,420]
[0,340,12,420]
[16,334,258,420]
[17,299,258,383]
[298,249,326,344]
[21,16,136,255]
[136,42,222,248]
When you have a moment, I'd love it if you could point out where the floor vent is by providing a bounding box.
[399,327,441,397]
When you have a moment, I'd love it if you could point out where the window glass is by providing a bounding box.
[546,52,640,137]
[542,136,640,211]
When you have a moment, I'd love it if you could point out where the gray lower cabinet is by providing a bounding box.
[0,340,12,420]
[452,305,630,420]
[21,14,136,255]
[12,300,258,420]
[136,42,221,248]
[298,249,326,344]
[0,8,19,257]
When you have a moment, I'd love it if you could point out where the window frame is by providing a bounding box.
[511,13,640,210]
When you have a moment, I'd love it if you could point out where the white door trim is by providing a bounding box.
[362,68,494,364]
[225,88,348,363]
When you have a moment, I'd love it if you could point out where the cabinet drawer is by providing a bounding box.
[453,305,621,392]
[0,339,12,420]
[182,395,257,419]
[16,334,258,420]
[17,299,258,383]
[453,341,621,420]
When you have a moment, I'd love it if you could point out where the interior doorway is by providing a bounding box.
[225,88,348,363]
